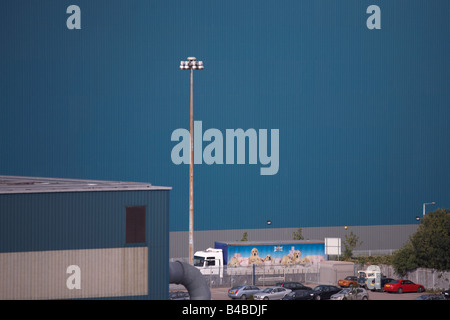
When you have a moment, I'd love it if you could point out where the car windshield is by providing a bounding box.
[193,256,205,267]
[313,286,323,292]
[345,276,353,280]
[261,288,273,293]
[390,280,399,284]
[286,292,295,297]
[339,288,351,294]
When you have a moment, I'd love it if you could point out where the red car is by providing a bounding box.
[384,279,425,294]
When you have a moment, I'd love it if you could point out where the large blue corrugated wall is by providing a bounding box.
[0,190,170,299]
[1,1,449,232]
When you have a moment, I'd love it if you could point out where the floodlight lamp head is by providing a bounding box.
[180,58,204,70]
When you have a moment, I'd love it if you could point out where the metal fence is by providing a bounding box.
[358,264,450,291]
[197,263,321,288]
[353,249,395,257]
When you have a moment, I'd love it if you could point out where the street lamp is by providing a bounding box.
[180,57,204,265]
[422,202,436,217]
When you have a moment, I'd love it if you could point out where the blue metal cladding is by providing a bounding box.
[0,0,449,234]
[0,190,170,299]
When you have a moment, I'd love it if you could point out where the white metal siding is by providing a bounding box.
[0,247,148,299]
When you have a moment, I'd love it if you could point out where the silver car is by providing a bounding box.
[253,286,291,300]
[228,285,261,300]
[330,287,369,300]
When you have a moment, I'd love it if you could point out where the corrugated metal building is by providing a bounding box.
[0,175,171,300]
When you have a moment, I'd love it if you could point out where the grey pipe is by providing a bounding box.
[169,261,211,300]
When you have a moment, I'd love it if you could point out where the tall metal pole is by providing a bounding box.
[180,57,203,265]
[189,68,194,265]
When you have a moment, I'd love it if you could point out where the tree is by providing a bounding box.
[292,227,304,240]
[391,241,417,276]
[392,208,450,275]
[342,231,362,260]
[412,208,450,270]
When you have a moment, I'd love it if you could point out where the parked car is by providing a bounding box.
[228,285,261,300]
[338,276,358,288]
[415,294,446,300]
[307,285,341,300]
[282,289,314,300]
[330,287,369,300]
[384,280,425,293]
[253,286,291,300]
[169,291,190,300]
[276,281,312,291]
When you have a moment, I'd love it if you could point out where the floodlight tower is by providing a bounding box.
[179,57,204,265]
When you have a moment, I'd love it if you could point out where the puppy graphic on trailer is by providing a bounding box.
[228,245,325,268]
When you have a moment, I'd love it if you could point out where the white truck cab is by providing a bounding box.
[193,248,224,278]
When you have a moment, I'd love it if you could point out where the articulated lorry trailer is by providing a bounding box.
[193,240,327,278]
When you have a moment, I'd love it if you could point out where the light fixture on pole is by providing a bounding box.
[422,202,436,217]
[179,57,204,265]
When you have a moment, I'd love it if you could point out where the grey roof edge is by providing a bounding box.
[0,175,172,194]
[214,240,325,246]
